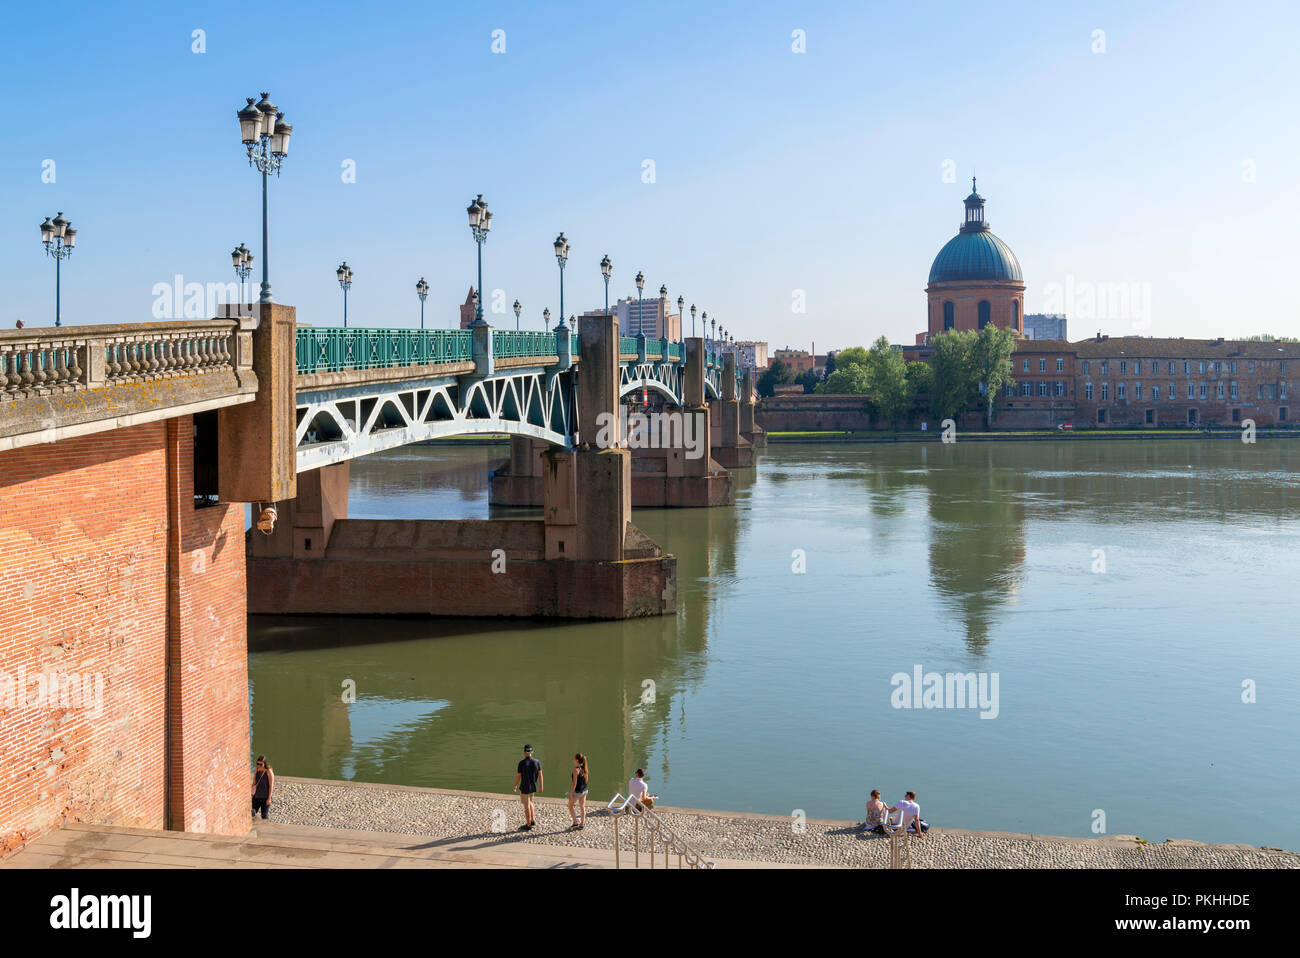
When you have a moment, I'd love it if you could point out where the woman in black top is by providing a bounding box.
[252,755,273,820]
[568,753,589,829]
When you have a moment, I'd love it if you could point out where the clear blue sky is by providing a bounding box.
[4,0,1298,350]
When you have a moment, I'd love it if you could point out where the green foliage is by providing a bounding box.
[862,336,912,427]
[757,358,795,397]
[817,364,870,395]
[972,324,1017,426]
[832,346,870,371]
[906,361,933,395]
[796,368,821,394]
[929,330,977,422]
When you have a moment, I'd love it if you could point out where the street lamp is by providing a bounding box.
[513,298,522,330]
[336,262,353,327]
[416,277,429,329]
[237,92,291,305]
[231,243,253,304]
[709,314,715,349]
[466,194,492,325]
[676,295,685,341]
[600,254,612,315]
[542,307,551,330]
[553,233,570,329]
[690,303,697,338]
[39,212,76,327]
[635,270,645,336]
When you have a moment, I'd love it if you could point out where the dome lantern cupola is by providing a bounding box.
[961,177,988,233]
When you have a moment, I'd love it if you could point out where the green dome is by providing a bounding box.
[928,230,1023,284]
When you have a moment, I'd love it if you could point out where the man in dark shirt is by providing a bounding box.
[512,744,543,830]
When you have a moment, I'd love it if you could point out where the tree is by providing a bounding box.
[929,330,978,423]
[822,351,837,379]
[831,346,870,372]
[757,358,795,397]
[796,368,821,393]
[817,364,870,395]
[972,324,1017,427]
[862,336,913,428]
[906,360,933,397]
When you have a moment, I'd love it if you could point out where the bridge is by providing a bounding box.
[0,303,762,856]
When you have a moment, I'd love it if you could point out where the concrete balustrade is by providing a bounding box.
[0,320,257,453]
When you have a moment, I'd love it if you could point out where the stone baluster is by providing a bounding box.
[70,344,85,385]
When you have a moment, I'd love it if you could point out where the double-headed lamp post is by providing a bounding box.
[600,254,612,315]
[336,262,353,327]
[553,233,570,330]
[542,307,551,331]
[709,315,716,349]
[635,271,645,336]
[466,195,492,325]
[237,92,292,305]
[676,295,685,340]
[690,303,697,338]
[416,277,429,329]
[231,243,253,304]
[658,284,668,337]
[39,213,77,327]
[513,299,522,330]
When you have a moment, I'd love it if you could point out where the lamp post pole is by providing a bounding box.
[416,277,429,329]
[600,254,612,315]
[231,243,253,307]
[554,233,570,330]
[466,195,492,326]
[690,303,697,338]
[237,93,291,305]
[542,307,551,331]
[513,299,522,331]
[39,213,76,327]
[635,271,645,336]
[336,262,353,327]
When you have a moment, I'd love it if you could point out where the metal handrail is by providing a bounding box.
[605,793,716,869]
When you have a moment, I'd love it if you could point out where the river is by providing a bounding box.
[248,438,1300,848]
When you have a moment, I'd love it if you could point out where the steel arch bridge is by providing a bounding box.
[291,326,731,472]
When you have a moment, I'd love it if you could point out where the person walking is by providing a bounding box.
[512,744,543,831]
[252,755,274,820]
[568,753,589,829]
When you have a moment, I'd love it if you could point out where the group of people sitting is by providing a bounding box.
[861,789,928,837]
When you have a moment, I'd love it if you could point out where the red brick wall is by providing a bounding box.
[0,417,248,857]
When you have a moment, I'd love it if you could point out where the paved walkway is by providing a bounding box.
[0,820,802,870]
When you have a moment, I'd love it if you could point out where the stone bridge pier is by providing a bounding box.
[247,314,675,619]
[709,352,756,469]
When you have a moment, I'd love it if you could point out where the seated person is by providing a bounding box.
[889,791,927,838]
[863,789,889,833]
[628,768,657,809]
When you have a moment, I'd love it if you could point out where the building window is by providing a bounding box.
[1085,382,1094,400]
[1054,381,1065,397]
[1189,382,1195,400]
[1005,382,1015,397]
[1283,381,1289,399]
[978,300,991,329]
[1281,407,1289,421]
[1250,361,1255,373]
[1038,357,1046,372]
[1232,408,1241,422]
[1021,382,1031,396]
[1136,382,1143,400]
[1184,361,1190,375]
[1283,361,1288,374]
[1168,361,1175,375]
[1231,381,1238,399]
[943,301,954,331]
[1098,409,1107,424]
[1038,381,1048,397]
[1022,358,1030,372]
[1217,381,1224,399]
[1120,361,1127,375]
[1013,301,1020,330]
[1169,381,1175,398]
[1200,361,1206,374]
[1152,385,1160,401]
[1145,409,1154,424]
[1118,382,1126,400]
[1268,384,1275,400]
[1199,382,1207,399]
[1101,382,1109,401]
[1258,384,1264,399]
[1231,361,1238,373]
[1082,360,1090,375]
[1101,361,1109,375]
[1056,357,1064,372]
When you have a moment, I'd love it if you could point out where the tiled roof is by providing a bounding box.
[1071,337,1300,359]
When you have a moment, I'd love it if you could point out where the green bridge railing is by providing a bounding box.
[296,326,690,376]
[297,327,473,374]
